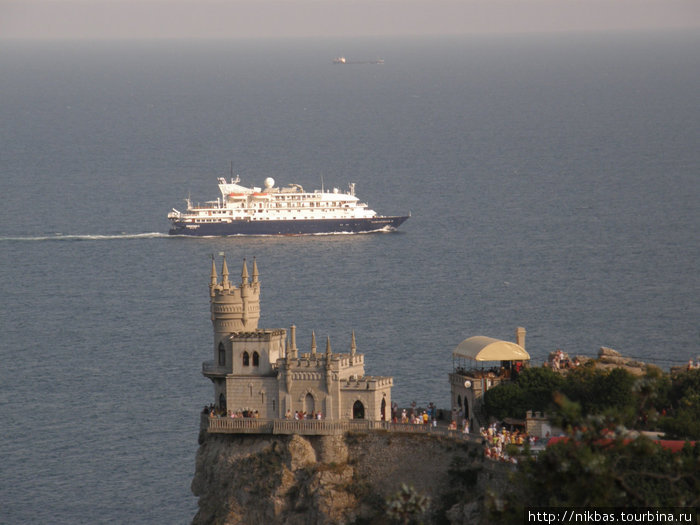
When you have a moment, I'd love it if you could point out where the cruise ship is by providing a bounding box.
[167,176,409,236]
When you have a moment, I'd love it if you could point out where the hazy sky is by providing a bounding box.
[2,0,699,40]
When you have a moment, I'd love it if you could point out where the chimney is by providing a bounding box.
[516,327,526,349]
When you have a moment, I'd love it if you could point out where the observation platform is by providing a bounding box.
[201,413,480,440]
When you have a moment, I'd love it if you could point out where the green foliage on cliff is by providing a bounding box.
[483,365,700,439]
[483,367,564,419]
[659,369,700,439]
[562,366,636,415]
[490,398,700,523]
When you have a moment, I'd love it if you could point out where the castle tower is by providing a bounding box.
[209,256,261,349]
[202,256,393,422]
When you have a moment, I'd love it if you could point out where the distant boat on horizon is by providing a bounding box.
[332,57,384,65]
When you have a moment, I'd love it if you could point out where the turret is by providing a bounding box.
[209,256,218,293]
[350,330,357,364]
[290,324,298,357]
[325,336,332,362]
[252,257,259,284]
[221,255,230,290]
[325,336,333,392]
[209,255,261,348]
[241,258,249,287]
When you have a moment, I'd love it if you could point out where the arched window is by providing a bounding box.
[219,393,226,412]
[218,342,225,366]
[457,395,462,408]
[242,352,250,366]
[304,393,315,415]
[352,400,365,420]
[252,351,260,367]
[381,397,386,421]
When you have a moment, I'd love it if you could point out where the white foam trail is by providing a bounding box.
[0,232,170,242]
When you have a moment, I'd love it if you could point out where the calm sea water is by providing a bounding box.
[1,32,698,524]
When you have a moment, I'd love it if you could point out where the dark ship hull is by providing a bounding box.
[168,215,409,236]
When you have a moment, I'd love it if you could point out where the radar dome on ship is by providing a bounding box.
[264,177,275,189]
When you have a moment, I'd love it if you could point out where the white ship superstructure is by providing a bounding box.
[168,177,409,236]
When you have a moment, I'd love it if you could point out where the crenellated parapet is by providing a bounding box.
[228,329,286,342]
[210,256,261,338]
[341,376,394,390]
[203,256,393,422]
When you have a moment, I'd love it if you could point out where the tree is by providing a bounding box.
[492,397,700,523]
[659,369,700,439]
[483,367,564,420]
[483,382,526,420]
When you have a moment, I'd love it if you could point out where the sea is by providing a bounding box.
[0,31,698,524]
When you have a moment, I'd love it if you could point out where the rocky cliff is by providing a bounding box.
[191,430,504,524]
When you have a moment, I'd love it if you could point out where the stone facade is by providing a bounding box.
[525,411,561,439]
[202,256,393,421]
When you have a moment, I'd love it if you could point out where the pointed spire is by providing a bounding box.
[241,258,249,286]
[351,330,357,355]
[221,255,230,289]
[325,336,332,365]
[311,331,317,354]
[252,257,259,284]
[210,255,218,287]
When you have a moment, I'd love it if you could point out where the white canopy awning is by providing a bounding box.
[453,336,530,362]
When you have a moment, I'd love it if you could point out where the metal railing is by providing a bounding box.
[201,413,479,441]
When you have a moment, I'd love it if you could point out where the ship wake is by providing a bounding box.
[0,232,170,242]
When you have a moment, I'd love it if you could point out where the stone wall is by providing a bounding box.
[191,430,511,524]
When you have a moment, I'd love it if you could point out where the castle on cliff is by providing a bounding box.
[202,256,393,421]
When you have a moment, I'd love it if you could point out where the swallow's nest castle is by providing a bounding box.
[203,256,393,421]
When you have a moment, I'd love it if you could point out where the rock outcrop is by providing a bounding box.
[546,346,658,377]
[595,347,657,376]
[191,430,498,525]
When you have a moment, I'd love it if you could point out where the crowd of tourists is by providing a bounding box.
[203,401,541,463]
[391,401,447,427]
[480,422,538,463]
[546,348,581,370]
[687,358,700,370]
[286,409,324,420]
[203,404,261,418]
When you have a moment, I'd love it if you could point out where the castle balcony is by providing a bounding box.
[204,414,274,434]
[202,360,227,378]
[449,367,510,396]
[201,413,483,439]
